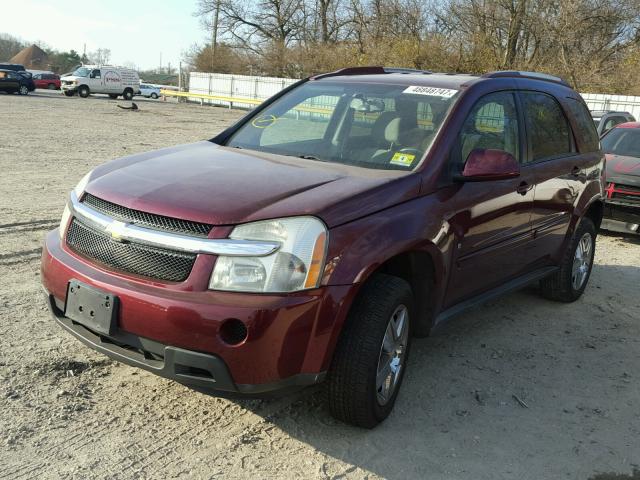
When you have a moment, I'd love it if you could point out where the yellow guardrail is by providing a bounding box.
[159,89,436,126]
[160,89,263,105]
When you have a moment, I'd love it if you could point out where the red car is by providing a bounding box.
[600,122,640,234]
[41,67,604,427]
[32,73,60,90]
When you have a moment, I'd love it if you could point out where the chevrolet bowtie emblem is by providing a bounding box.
[105,220,127,242]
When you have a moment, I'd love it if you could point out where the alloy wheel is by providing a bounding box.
[376,304,409,406]
[572,232,593,290]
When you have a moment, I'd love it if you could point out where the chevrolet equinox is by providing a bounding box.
[41,67,605,428]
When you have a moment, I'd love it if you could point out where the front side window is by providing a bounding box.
[455,91,520,166]
[226,81,460,171]
[521,92,574,161]
[91,69,101,79]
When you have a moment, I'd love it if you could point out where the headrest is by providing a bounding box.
[372,111,402,144]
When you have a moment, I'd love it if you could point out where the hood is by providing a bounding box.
[605,153,640,185]
[85,141,421,228]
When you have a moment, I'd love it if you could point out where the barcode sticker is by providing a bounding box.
[403,86,458,98]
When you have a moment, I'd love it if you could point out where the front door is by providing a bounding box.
[0,71,19,92]
[445,91,536,307]
[89,69,104,91]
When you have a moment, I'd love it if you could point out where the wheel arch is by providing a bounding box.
[582,198,604,230]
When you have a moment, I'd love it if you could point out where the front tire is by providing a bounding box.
[540,217,596,302]
[123,89,133,100]
[327,274,413,428]
[150,92,158,99]
[78,85,90,98]
[63,91,75,97]
[108,94,119,99]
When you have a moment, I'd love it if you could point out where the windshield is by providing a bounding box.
[226,81,459,171]
[72,67,91,77]
[601,128,640,157]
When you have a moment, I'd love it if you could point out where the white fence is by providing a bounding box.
[188,71,640,118]
[188,72,298,108]
[581,93,640,119]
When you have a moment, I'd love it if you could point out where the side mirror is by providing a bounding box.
[458,148,520,181]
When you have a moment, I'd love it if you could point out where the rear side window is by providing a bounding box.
[521,92,574,161]
[565,98,599,152]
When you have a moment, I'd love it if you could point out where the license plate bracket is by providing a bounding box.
[64,280,119,335]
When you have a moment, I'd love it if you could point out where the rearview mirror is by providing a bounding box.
[349,96,385,113]
[458,149,520,181]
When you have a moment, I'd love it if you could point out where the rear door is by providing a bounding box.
[517,90,584,264]
[445,90,537,306]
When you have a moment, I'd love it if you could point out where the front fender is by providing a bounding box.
[322,195,451,288]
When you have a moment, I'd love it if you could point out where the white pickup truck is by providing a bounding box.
[61,65,140,100]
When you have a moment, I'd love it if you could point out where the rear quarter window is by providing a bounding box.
[565,98,600,152]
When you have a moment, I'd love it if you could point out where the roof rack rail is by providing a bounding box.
[311,66,432,80]
[383,67,433,75]
[482,70,570,87]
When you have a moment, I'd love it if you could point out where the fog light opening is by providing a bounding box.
[219,319,248,346]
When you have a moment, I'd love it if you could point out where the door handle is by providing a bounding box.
[516,181,531,196]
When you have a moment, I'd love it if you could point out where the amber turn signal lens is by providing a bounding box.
[304,231,327,289]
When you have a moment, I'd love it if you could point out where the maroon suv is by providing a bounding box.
[41,67,604,428]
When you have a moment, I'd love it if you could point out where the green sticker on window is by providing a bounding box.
[390,152,416,166]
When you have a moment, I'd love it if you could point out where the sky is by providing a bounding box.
[3,0,205,70]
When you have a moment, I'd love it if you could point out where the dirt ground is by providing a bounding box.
[1,91,639,480]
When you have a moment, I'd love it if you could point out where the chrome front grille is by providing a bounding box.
[82,194,212,237]
[66,218,196,282]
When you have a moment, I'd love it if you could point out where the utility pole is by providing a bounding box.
[159,52,162,73]
[211,0,220,71]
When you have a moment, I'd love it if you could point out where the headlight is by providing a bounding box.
[58,204,71,239]
[209,217,328,293]
[73,170,92,197]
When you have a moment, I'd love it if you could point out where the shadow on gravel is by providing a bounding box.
[589,469,640,480]
[233,263,640,479]
[599,229,640,245]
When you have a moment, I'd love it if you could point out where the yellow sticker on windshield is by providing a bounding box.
[251,115,278,128]
[390,152,416,167]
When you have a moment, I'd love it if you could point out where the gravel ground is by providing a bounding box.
[1,91,639,480]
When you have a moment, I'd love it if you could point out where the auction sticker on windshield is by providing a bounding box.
[403,86,458,98]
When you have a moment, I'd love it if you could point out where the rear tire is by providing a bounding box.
[327,274,413,428]
[78,85,90,98]
[150,92,158,99]
[47,83,56,90]
[539,217,596,302]
[123,89,133,100]
[18,85,28,95]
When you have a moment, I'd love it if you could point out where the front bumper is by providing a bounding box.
[602,201,640,234]
[41,229,354,393]
[45,294,323,395]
